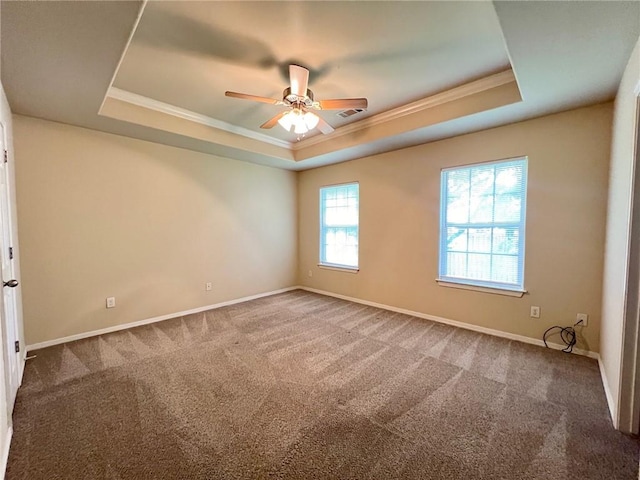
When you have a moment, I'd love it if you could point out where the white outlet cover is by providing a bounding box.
[576,313,588,326]
[106,297,116,308]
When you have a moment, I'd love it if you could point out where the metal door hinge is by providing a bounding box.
[14,341,19,353]
[9,247,13,260]
[3,150,7,163]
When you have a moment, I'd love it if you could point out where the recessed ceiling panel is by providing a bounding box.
[5,1,635,170]
[113,1,511,142]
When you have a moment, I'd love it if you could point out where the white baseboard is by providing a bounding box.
[299,286,599,359]
[26,287,299,352]
[597,355,619,428]
[0,426,12,480]
[28,284,600,360]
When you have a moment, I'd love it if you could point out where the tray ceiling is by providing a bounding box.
[2,1,639,170]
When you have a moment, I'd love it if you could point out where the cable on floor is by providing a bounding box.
[542,319,584,353]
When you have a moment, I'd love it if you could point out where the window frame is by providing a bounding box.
[319,182,360,271]
[438,157,528,294]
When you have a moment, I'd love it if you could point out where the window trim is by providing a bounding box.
[318,263,360,273]
[436,279,527,297]
[438,157,528,293]
[319,181,360,269]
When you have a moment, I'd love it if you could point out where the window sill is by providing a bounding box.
[318,264,359,274]
[436,279,527,297]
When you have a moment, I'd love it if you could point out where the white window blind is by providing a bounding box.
[439,158,527,291]
[320,183,359,268]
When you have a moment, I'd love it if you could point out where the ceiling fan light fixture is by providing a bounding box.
[277,108,319,134]
[277,111,295,131]
[294,121,308,135]
[303,111,320,130]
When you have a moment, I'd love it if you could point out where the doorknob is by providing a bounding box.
[3,280,18,288]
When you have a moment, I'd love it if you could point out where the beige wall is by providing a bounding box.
[14,116,297,346]
[298,103,613,353]
[600,35,640,431]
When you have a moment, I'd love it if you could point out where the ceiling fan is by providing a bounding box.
[225,65,368,136]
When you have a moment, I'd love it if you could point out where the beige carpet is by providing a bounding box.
[6,290,639,479]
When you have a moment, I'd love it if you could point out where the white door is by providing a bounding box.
[0,122,20,409]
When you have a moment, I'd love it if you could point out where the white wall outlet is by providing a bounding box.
[106,297,116,308]
[308,270,313,277]
[205,282,212,291]
[576,313,588,327]
[530,306,540,318]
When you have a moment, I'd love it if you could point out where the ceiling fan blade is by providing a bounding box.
[289,65,309,97]
[318,98,368,110]
[316,116,335,135]
[225,91,283,105]
[260,112,287,129]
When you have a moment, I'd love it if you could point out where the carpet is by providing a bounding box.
[6,290,639,479]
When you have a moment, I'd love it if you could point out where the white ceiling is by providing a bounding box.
[1,1,639,170]
[115,1,511,141]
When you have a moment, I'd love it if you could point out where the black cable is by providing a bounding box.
[543,319,584,353]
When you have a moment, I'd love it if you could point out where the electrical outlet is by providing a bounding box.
[530,306,540,318]
[308,270,313,277]
[106,297,116,309]
[205,282,212,291]
[576,313,588,327]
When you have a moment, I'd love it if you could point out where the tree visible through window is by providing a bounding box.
[320,183,359,268]
[439,158,527,290]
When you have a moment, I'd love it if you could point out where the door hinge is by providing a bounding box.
[14,341,19,353]
[3,150,7,163]
[8,247,13,260]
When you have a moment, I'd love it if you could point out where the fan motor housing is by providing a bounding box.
[283,87,314,107]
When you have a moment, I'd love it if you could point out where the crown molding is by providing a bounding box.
[291,69,517,151]
[106,87,292,149]
[106,69,515,155]
[99,1,148,114]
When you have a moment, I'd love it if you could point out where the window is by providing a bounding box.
[320,183,359,269]
[439,158,527,292]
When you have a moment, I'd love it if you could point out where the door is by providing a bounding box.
[0,122,20,410]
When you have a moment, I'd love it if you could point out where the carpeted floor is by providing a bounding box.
[6,290,639,479]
